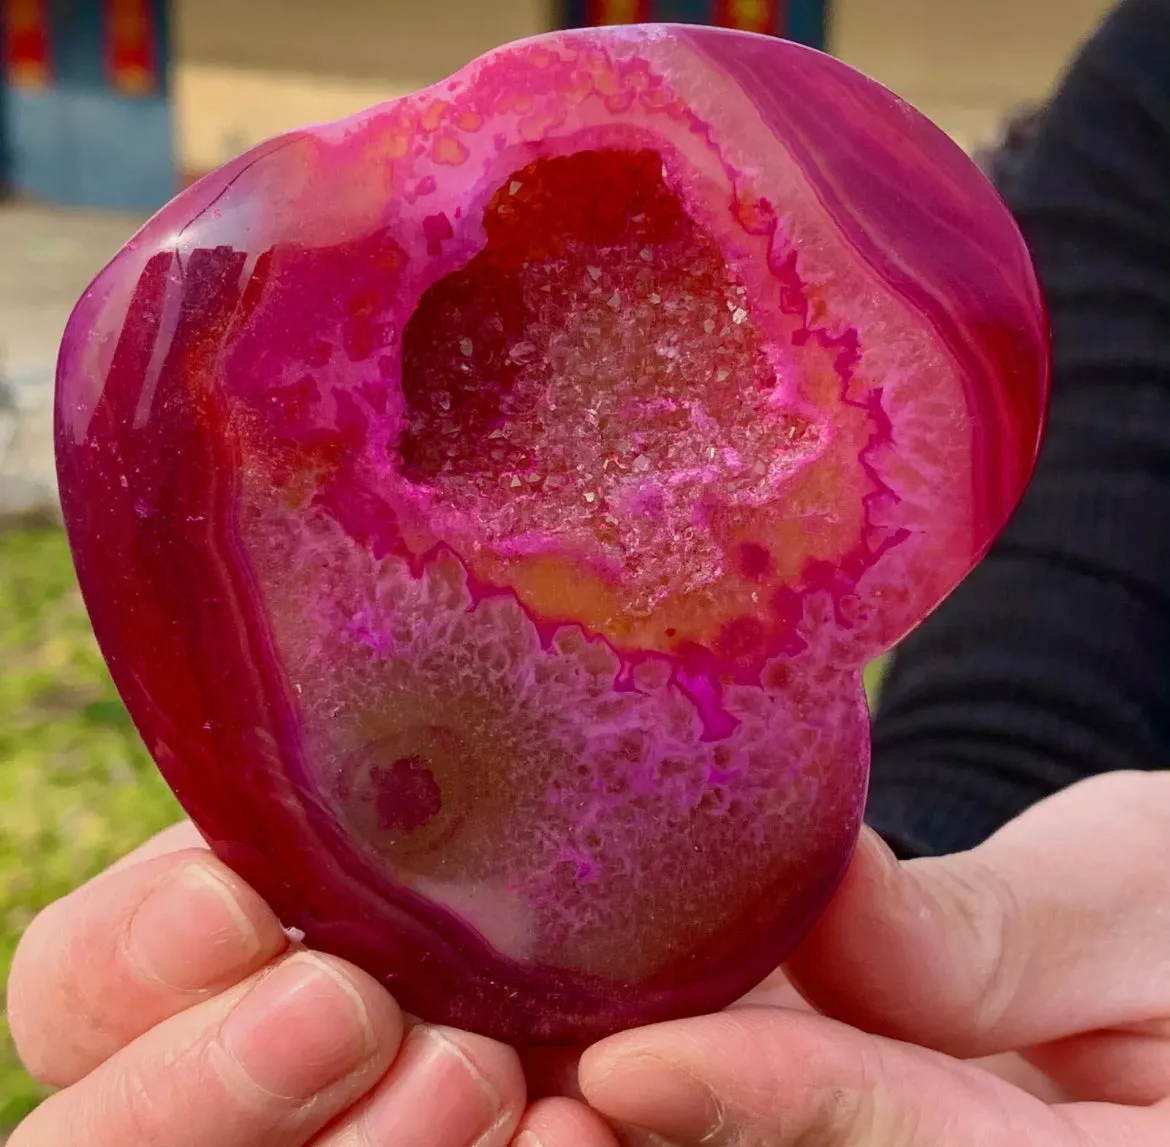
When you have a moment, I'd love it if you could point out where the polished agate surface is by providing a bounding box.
[56,26,1049,1043]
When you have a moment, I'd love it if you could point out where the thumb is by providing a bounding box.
[786,770,1170,1059]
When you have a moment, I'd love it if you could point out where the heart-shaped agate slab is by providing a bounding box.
[56,26,1048,1043]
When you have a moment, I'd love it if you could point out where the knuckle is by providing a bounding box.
[787,1086,870,1147]
[9,919,124,1086]
[736,1026,886,1147]
[4,1040,217,1147]
[7,862,164,1085]
[788,1044,926,1147]
[778,1076,898,1147]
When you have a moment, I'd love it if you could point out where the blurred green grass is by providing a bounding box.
[863,656,888,706]
[0,524,890,1133]
[0,527,182,1129]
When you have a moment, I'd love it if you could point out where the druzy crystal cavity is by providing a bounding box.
[55,26,1049,1043]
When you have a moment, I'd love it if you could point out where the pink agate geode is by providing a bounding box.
[55,25,1048,1044]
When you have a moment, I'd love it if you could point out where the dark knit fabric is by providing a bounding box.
[866,0,1170,857]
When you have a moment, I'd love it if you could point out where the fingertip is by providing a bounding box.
[217,952,386,1102]
[784,825,921,1009]
[428,1024,526,1112]
[317,1020,520,1146]
[785,831,1031,1058]
[518,1096,622,1147]
[791,827,908,963]
[189,854,294,965]
[578,1043,723,1145]
[314,952,408,1057]
[577,1032,633,1097]
[122,855,289,993]
[858,824,906,873]
[821,825,904,912]
[577,1023,701,1109]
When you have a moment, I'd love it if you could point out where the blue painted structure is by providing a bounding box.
[560,0,829,50]
[0,47,7,196]
[0,0,175,211]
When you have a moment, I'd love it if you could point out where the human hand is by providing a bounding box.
[563,770,1170,1145]
[5,820,608,1147]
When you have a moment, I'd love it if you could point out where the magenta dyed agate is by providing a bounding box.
[55,26,1048,1044]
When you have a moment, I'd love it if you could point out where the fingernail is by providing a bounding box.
[363,1025,503,1145]
[588,1055,723,1144]
[126,864,260,991]
[221,954,375,1100]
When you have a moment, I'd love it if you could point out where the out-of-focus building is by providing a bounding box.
[0,0,1120,213]
[1,0,173,209]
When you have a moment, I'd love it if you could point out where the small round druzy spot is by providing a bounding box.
[334,723,479,869]
[374,754,443,833]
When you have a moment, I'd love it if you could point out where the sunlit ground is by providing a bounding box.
[0,525,889,1131]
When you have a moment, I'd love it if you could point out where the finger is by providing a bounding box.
[579,1007,1165,1146]
[512,1097,619,1147]
[787,771,1170,1058]
[310,1025,525,1146]
[8,952,404,1147]
[1025,1026,1170,1106]
[734,956,1068,1101]
[8,845,289,1085]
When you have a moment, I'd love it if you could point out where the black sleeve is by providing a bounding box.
[865,0,1170,858]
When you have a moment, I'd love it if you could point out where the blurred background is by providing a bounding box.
[0,0,1117,1133]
